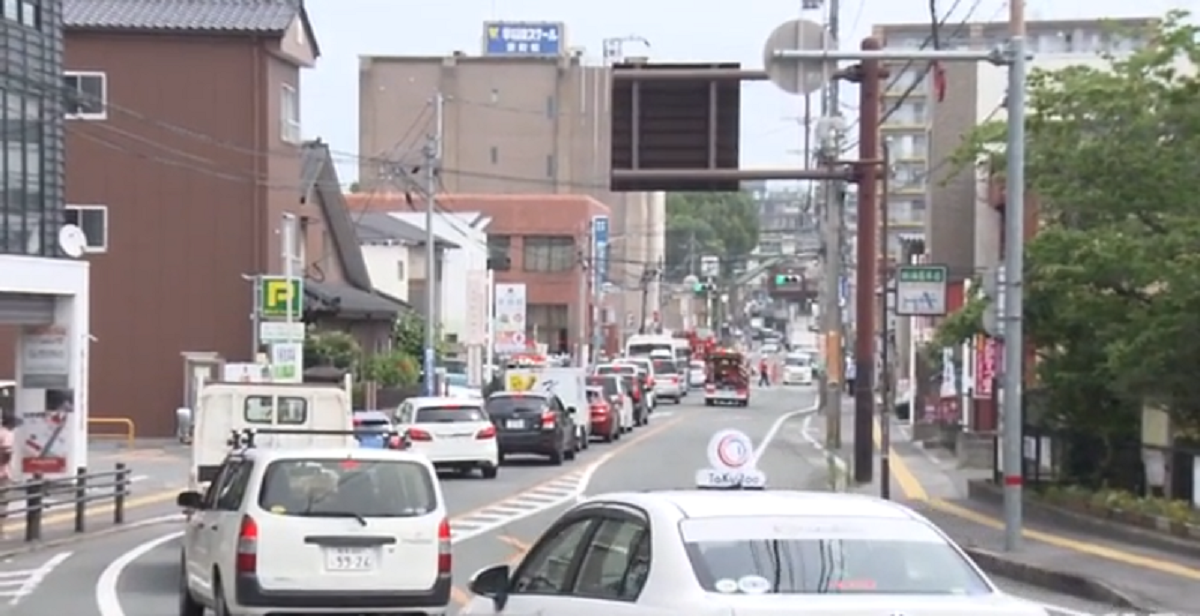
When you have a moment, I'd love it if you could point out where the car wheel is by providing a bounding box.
[480,463,499,479]
[178,557,203,616]
[564,443,577,461]
[549,446,564,465]
[581,429,590,450]
[705,400,714,407]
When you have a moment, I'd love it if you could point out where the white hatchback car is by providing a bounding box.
[460,489,1049,616]
[395,396,500,478]
[688,360,707,387]
[177,445,451,616]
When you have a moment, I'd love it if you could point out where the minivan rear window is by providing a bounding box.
[415,406,485,423]
[653,359,678,374]
[485,395,550,415]
[259,459,436,518]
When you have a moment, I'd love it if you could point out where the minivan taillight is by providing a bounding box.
[476,425,496,439]
[541,411,556,429]
[437,518,452,575]
[236,515,258,573]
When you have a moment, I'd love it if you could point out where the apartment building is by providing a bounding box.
[872,17,1155,279]
[358,52,664,333]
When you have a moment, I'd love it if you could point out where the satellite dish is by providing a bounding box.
[58,224,87,258]
[763,19,835,95]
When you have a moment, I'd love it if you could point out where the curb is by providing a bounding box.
[0,514,183,560]
[965,546,1151,610]
[967,479,1200,560]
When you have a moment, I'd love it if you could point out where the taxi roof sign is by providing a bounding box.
[696,429,766,490]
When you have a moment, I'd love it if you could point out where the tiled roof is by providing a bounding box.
[63,0,301,32]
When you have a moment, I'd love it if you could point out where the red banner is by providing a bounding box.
[974,336,999,399]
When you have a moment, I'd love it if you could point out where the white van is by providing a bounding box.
[191,382,354,487]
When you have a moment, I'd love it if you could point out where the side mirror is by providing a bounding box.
[566,406,576,414]
[468,563,511,603]
[176,490,203,509]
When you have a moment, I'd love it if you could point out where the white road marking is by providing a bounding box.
[96,531,181,616]
[1,551,71,605]
[753,397,820,462]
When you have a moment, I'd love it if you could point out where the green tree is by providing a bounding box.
[348,181,362,193]
[664,191,759,280]
[952,12,1200,437]
[304,329,361,370]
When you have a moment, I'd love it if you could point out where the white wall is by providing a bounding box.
[391,212,490,344]
[361,243,410,303]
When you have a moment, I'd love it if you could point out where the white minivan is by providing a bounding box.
[177,446,450,616]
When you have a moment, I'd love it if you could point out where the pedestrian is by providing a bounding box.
[0,414,15,538]
[758,358,770,387]
[845,357,857,394]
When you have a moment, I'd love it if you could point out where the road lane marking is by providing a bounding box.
[0,551,71,605]
[97,531,183,616]
[752,398,820,463]
[873,417,1200,581]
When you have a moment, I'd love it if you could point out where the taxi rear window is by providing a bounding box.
[259,459,436,518]
[679,516,991,595]
[415,406,485,423]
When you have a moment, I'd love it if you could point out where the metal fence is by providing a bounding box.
[1,463,132,543]
[993,425,1200,503]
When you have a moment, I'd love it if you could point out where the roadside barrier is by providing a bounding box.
[88,417,136,448]
[1,463,132,542]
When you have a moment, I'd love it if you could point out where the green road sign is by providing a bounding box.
[259,276,303,318]
[895,264,948,316]
[896,265,947,284]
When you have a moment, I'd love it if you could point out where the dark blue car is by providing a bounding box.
[353,410,402,449]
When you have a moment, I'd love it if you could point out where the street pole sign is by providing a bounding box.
[259,276,303,319]
[894,264,948,316]
[591,215,609,289]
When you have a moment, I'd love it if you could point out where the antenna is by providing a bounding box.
[58,224,87,258]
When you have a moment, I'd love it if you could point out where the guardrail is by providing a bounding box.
[1,464,132,543]
[87,417,136,448]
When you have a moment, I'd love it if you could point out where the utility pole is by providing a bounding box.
[818,0,845,459]
[580,222,592,366]
[422,92,444,396]
[878,142,892,499]
[1002,0,1028,552]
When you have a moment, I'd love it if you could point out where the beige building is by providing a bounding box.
[872,18,1155,280]
[358,53,665,332]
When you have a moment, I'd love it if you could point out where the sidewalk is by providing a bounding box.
[874,419,1200,612]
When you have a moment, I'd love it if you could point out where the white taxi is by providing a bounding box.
[177,444,451,616]
[395,396,500,479]
[460,430,1050,616]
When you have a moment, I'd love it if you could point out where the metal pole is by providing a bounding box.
[423,92,444,396]
[579,223,591,365]
[820,0,844,454]
[1002,1,1027,552]
[853,37,883,484]
[879,142,891,500]
[250,276,262,356]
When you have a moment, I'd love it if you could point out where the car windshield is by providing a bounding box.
[628,343,670,356]
[785,355,811,367]
[586,377,619,396]
[652,359,678,374]
[259,459,437,518]
[415,405,486,422]
[681,516,991,595]
[586,389,604,403]
[690,361,706,370]
[597,365,635,376]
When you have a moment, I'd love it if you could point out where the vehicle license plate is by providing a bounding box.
[505,419,524,429]
[324,547,375,572]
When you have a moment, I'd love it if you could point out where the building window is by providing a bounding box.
[488,234,511,261]
[522,235,575,273]
[281,213,303,273]
[891,163,926,192]
[396,259,406,281]
[281,84,301,143]
[19,0,37,27]
[63,72,107,120]
[2,0,16,21]
[64,206,109,252]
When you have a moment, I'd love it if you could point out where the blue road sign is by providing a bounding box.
[483,21,563,56]
[592,215,609,288]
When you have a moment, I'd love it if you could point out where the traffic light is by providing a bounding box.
[774,274,802,286]
[693,282,716,294]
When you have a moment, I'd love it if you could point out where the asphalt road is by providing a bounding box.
[0,386,1120,615]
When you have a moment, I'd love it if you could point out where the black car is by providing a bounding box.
[485,392,577,465]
